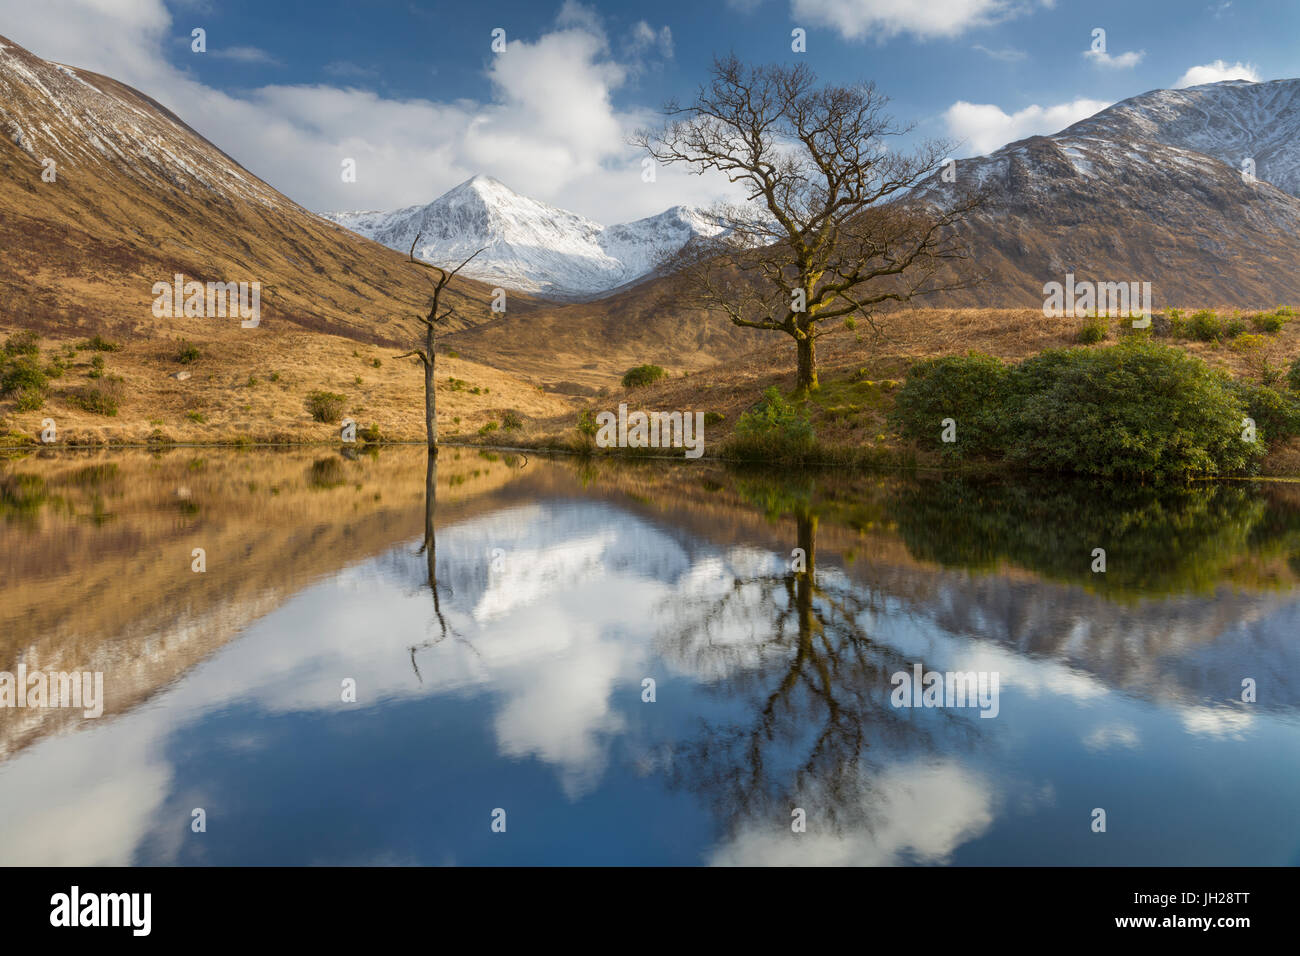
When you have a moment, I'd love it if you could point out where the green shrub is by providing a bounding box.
[14,387,45,411]
[1251,309,1291,333]
[1287,356,1300,394]
[358,423,383,443]
[891,352,1014,459]
[2,356,49,396]
[2,331,40,357]
[576,409,599,437]
[1077,318,1107,344]
[1224,318,1248,339]
[176,341,201,364]
[726,387,815,459]
[622,364,667,389]
[80,335,120,352]
[478,421,499,437]
[306,390,347,423]
[69,378,125,416]
[894,341,1262,478]
[1187,309,1223,341]
[501,410,523,430]
[1010,340,1258,477]
[1230,380,1300,447]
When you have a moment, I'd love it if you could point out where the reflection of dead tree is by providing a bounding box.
[409,451,480,682]
[660,509,975,835]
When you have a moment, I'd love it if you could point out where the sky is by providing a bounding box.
[0,0,1294,222]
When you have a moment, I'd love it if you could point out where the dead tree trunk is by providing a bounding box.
[395,235,484,452]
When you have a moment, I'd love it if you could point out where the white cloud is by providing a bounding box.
[210,45,281,66]
[973,44,1027,62]
[791,0,1020,41]
[1083,48,1144,69]
[0,0,719,223]
[944,97,1111,155]
[1174,59,1260,88]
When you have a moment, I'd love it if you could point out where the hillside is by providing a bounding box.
[0,34,572,442]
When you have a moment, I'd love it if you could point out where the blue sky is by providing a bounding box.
[2,0,1293,221]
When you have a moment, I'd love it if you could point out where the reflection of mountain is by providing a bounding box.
[4,454,1300,865]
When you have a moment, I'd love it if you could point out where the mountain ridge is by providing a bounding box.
[325,175,724,299]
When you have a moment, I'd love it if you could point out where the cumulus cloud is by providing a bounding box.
[0,0,720,222]
[1174,59,1260,88]
[1083,48,1144,69]
[944,97,1111,155]
[791,0,1021,41]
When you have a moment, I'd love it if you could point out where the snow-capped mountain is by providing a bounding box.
[326,176,724,299]
[1059,79,1300,198]
[919,78,1300,307]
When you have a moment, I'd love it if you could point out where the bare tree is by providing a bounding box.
[395,234,485,449]
[635,55,985,392]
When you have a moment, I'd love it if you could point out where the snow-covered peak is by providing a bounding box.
[326,179,723,299]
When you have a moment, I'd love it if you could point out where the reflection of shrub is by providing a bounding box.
[622,364,666,388]
[893,340,1261,478]
[891,477,1265,597]
[306,390,346,423]
[308,457,345,489]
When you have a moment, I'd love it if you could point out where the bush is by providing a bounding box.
[2,356,48,396]
[358,423,383,443]
[501,410,523,430]
[1187,309,1223,342]
[1077,317,1107,344]
[1009,341,1257,477]
[79,335,120,352]
[576,409,599,437]
[1287,356,1300,394]
[1230,380,1300,447]
[726,387,815,460]
[176,341,201,364]
[14,387,45,411]
[69,378,125,416]
[1252,308,1291,333]
[306,390,347,423]
[893,340,1263,478]
[890,352,1015,459]
[622,364,667,389]
[2,330,40,357]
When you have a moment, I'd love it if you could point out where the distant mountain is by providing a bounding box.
[924,78,1300,307]
[326,176,724,299]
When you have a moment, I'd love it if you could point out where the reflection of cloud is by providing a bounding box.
[1083,723,1140,751]
[710,761,994,866]
[1178,705,1254,738]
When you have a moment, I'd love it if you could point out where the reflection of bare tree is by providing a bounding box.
[409,451,479,682]
[661,507,975,837]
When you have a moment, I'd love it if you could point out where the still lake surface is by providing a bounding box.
[1,446,1298,865]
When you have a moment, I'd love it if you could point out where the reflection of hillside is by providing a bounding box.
[559,463,1300,712]
[0,446,522,758]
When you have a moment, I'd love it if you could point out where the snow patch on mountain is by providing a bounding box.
[326,176,723,299]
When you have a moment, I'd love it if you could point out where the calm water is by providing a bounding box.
[2,447,1298,865]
